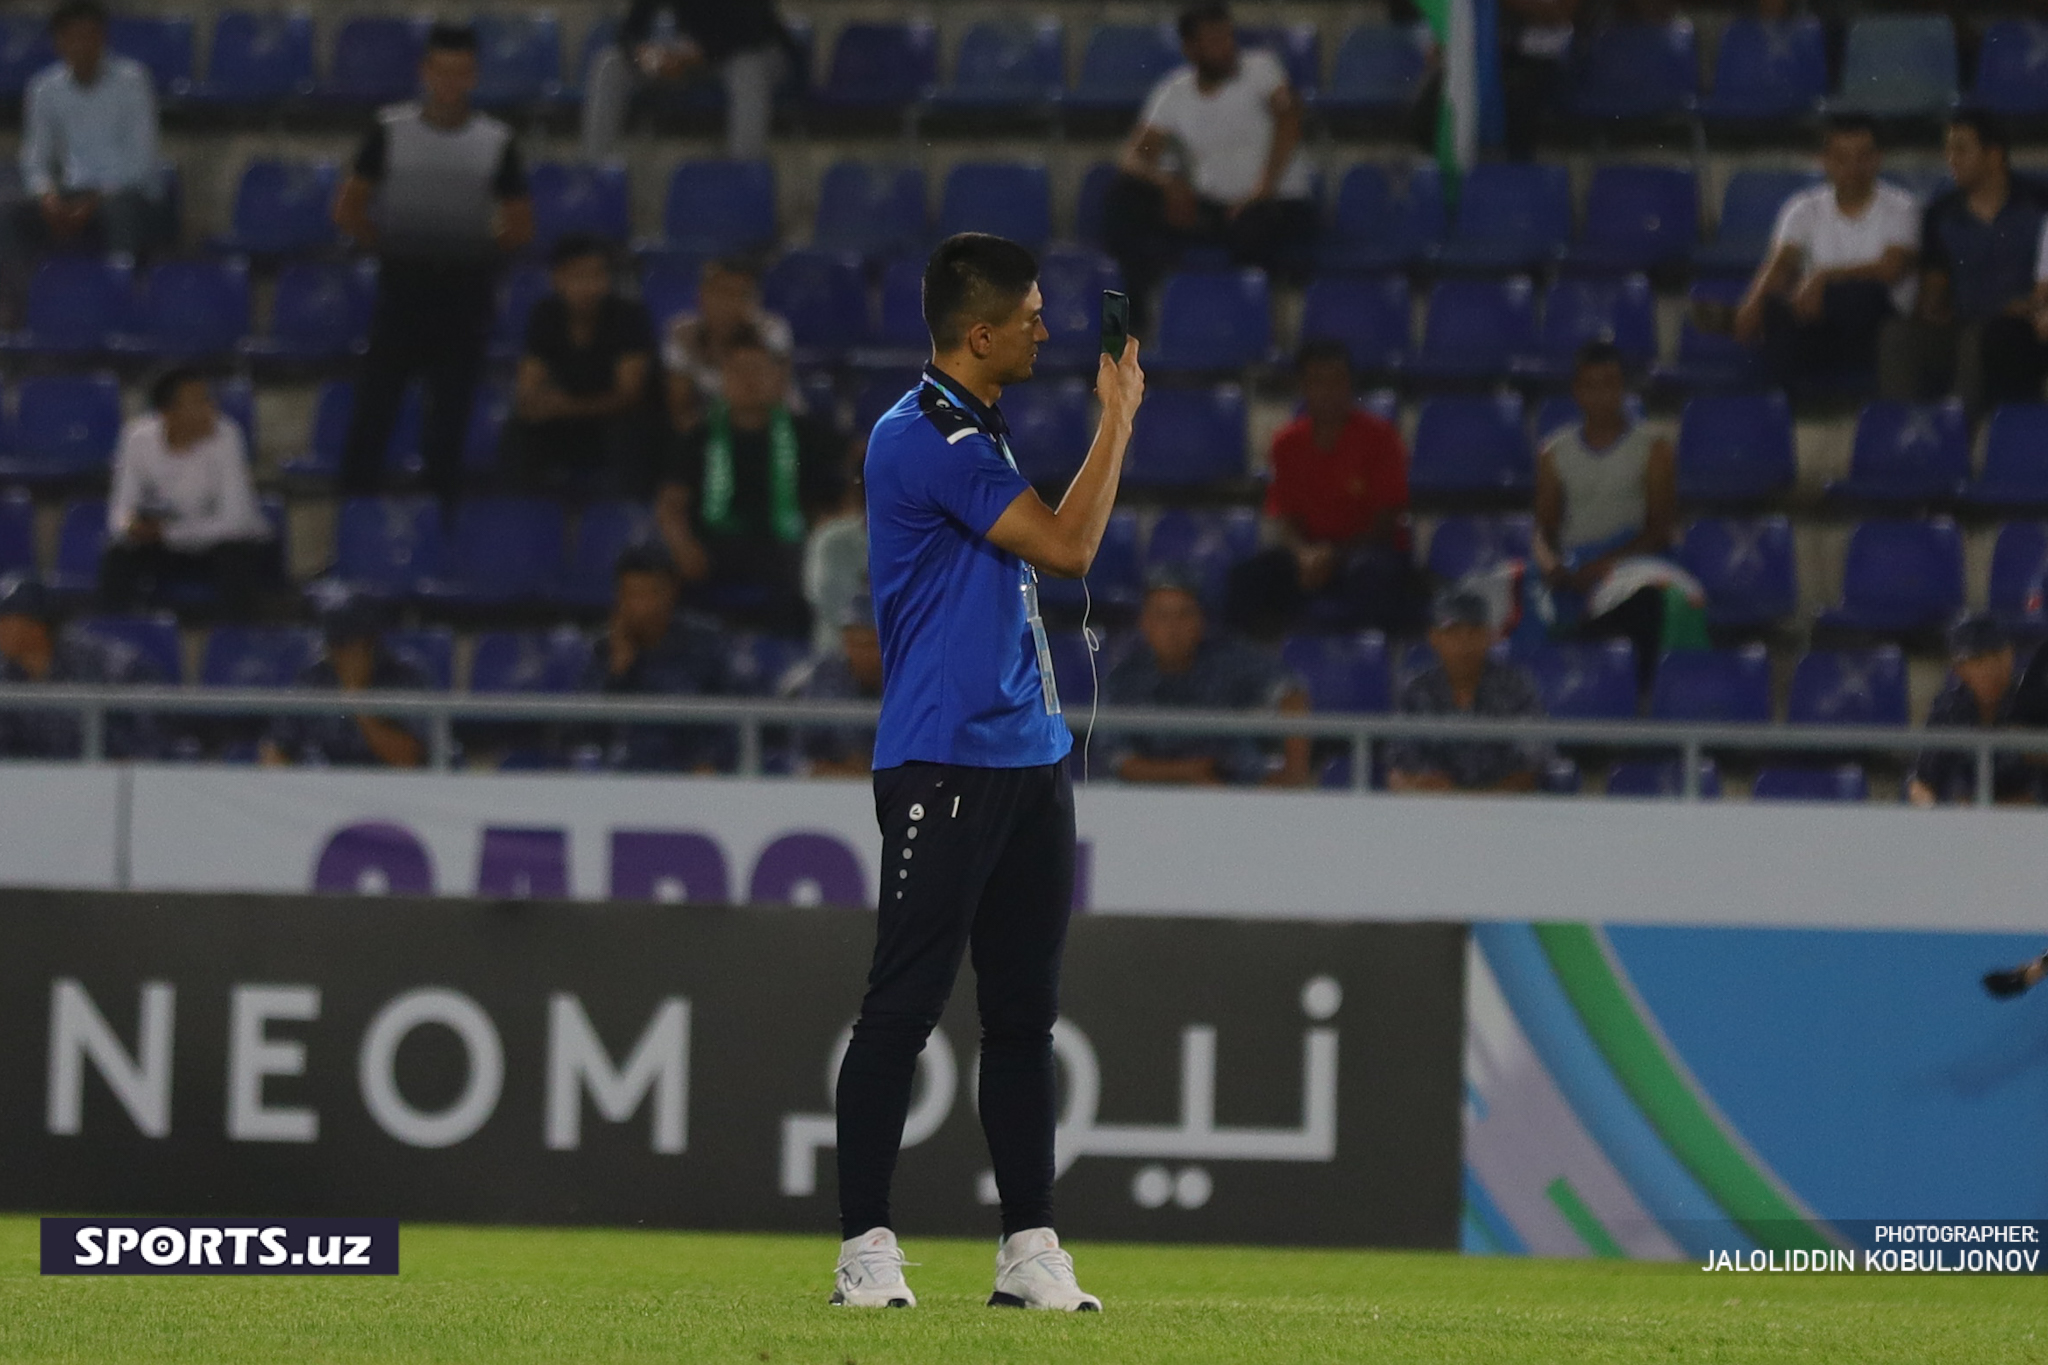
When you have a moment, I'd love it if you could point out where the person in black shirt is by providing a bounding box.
[260,599,428,770]
[580,0,796,161]
[574,544,735,772]
[507,233,656,498]
[654,327,842,632]
[1907,614,2041,807]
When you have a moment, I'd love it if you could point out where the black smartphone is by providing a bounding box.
[1100,290,1129,362]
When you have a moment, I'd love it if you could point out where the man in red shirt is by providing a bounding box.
[1227,339,1420,635]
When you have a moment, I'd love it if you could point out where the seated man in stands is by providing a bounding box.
[661,257,794,433]
[654,328,843,633]
[784,589,882,777]
[576,543,734,772]
[260,599,427,769]
[0,573,162,758]
[507,233,657,498]
[1103,1,1316,328]
[1881,111,2048,412]
[1227,340,1418,638]
[1386,587,1548,795]
[1733,115,1919,388]
[1907,615,2040,806]
[4,0,168,263]
[99,367,276,619]
[1104,569,1310,787]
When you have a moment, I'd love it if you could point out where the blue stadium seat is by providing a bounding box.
[1427,514,1534,582]
[1145,507,1260,606]
[1693,170,1822,276]
[1300,274,1410,373]
[851,369,921,435]
[109,15,194,96]
[1560,166,1698,274]
[868,258,926,355]
[528,162,630,251]
[423,498,568,604]
[813,162,926,260]
[636,254,701,335]
[385,627,456,690]
[462,383,509,476]
[663,160,777,255]
[761,250,870,361]
[490,264,554,361]
[1568,21,1699,119]
[932,19,1065,111]
[1239,23,1322,95]
[194,11,316,104]
[938,162,1052,249]
[201,627,320,688]
[1065,23,1180,113]
[1831,16,1958,117]
[1752,764,1869,802]
[1818,519,1966,634]
[69,615,182,683]
[725,634,808,697]
[1037,507,1138,616]
[1321,163,1446,272]
[1074,161,1118,246]
[1124,387,1247,485]
[1827,401,1970,502]
[1700,17,1828,122]
[474,13,562,106]
[1434,164,1573,272]
[286,382,422,481]
[1963,406,2048,507]
[1677,516,1796,628]
[9,257,133,355]
[1656,278,1761,392]
[1046,629,1106,712]
[1413,278,1539,380]
[1524,640,1638,718]
[817,21,937,110]
[1526,275,1656,380]
[1649,644,1772,722]
[1990,522,2048,624]
[331,497,446,597]
[2,375,122,481]
[471,628,591,693]
[1787,647,1908,727]
[564,500,657,608]
[213,159,339,255]
[1676,392,1795,500]
[0,488,31,578]
[119,258,250,358]
[323,17,426,104]
[1411,394,1532,497]
[1281,632,1392,713]
[1606,758,1722,798]
[1036,248,1124,370]
[246,260,375,363]
[46,499,105,593]
[1005,377,1095,486]
[1150,270,1272,371]
[1315,24,1430,116]
[1973,21,2048,116]
[0,15,53,98]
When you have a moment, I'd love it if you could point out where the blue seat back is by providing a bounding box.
[1125,387,1247,485]
[1239,23,1321,93]
[229,159,339,253]
[268,261,374,356]
[874,258,926,349]
[727,633,809,697]
[473,13,562,104]
[1427,514,1534,582]
[327,18,426,102]
[1837,16,1958,114]
[528,162,630,250]
[949,19,1065,98]
[1072,23,1180,107]
[1005,378,1094,485]
[1974,21,2048,115]
[664,159,776,254]
[1539,275,1656,364]
[334,497,446,593]
[1677,392,1795,499]
[492,264,554,356]
[566,501,658,608]
[1325,24,1429,107]
[1606,759,1722,797]
[109,16,194,93]
[1036,249,1123,366]
[1714,170,1823,257]
[1677,516,1796,626]
[202,626,319,688]
[1420,277,1538,374]
[140,259,250,355]
[1144,507,1259,607]
[1525,640,1638,718]
[1300,274,1410,371]
[852,369,921,435]
[1154,270,1271,369]
[1449,164,1573,252]
[447,498,567,600]
[1989,522,2048,618]
[385,627,456,691]
[1410,393,1532,495]
[53,500,106,582]
[1571,21,1698,116]
[1753,764,1869,802]
[1674,278,1757,375]
[813,162,926,258]
[1649,645,1772,722]
[823,21,937,105]
[1846,400,1971,494]
[938,162,1052,248]
[637,254,701,333]
[0,15,53,97]
[1709,17,1828,117]
[1975,405,2048,495]
[16,375,122,473]
[205,12,316,101]
[69,615,181,683]
[1580,165,1698,262]
[1074,161,1118,245]
[25,257,133,351]
[761,250,869,354]
[1281,632,1391,713]
[471,628,591,693]
[0,489,32,576]
[1838,519,1965,624]
[1787,648,1907,726]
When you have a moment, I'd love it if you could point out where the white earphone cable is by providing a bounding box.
[1080,576,1100,783]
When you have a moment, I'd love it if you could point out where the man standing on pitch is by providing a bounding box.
[831,233,1145,1310]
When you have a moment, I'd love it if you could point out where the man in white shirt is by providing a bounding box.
[1103,1,1316,327]
[3,1,168,262]
[1734,115,1920,388]
[99,368,277,619]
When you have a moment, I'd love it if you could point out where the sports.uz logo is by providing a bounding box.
[41,1217,399,1276]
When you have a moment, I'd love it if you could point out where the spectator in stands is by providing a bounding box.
[784,589,883,776]
[1533,342,1684,692]
[802,456,868,654]
[506,233,657,498]
[576,544,734,772]
[3,1,168,264]
[99,368,276,620]
[1104,569,1311,787]
[661,257,794,434]
[1880,111,2048,412]
[333,22,533,516]
[1496,0,1579,162]
[1226,340,1418,638]
[654,328,843,633]
[580,0,797,162]
[0,573,161,758]
[260,599,428,769]
[1907,615,2039,807]
[1386,587,1548,795]
[1733,115,1918,388]
[1102,1,1316,328]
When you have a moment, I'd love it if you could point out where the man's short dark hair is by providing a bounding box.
[548,232,613,270]
[1950,108,2011,158]
[922,233,1039,352]
[1296,338,1351,374]
[49,1,107,34]
[615,543,678,582]
[148,366,209,413]
[1824,113,1879,145]
[425,22,478,54]
[1574,339,1626,374]
[1178,2,1232,41]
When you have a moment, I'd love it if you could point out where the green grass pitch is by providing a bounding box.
[3,1215,2044,1364]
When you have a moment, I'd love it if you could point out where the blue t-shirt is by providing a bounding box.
[864,365,1073,770]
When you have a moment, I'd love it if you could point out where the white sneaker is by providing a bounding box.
[988,1228,1102,1311]
[830,1227,917,1307]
